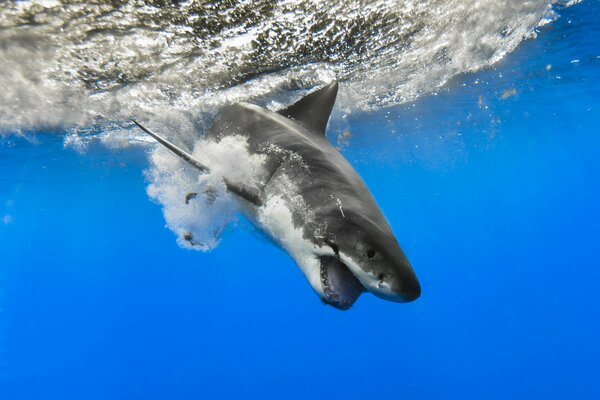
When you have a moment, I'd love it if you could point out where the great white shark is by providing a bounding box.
[133,82,421,310]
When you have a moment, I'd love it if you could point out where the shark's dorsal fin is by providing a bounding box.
[278,82,338,136]
[132,120,263,206]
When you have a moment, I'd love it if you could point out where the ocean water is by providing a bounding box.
[1,0,599,399]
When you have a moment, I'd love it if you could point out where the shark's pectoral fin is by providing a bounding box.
[222,178,264,206]
[277,82,338,136]
[132,119,264,207]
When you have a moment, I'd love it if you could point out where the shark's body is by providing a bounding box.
[134,82,420,309]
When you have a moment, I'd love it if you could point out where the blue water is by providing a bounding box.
[1,2,599,399]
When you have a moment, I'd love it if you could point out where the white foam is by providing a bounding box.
[145,134,267,251]
[192,135,268,189]
[0,0,574,133]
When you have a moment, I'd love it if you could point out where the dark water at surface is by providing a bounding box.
[1,1,600,399]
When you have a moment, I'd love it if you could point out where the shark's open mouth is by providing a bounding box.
[320,256,364,310]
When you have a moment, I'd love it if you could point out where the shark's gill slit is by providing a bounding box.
[327,241,340,257]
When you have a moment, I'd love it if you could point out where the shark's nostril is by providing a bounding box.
[377,273,389,289]
[376,273,387,289]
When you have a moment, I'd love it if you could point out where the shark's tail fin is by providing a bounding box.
[132,119,263,206]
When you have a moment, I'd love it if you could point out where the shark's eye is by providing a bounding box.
[367,249,376,259]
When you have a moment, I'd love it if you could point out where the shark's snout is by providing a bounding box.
[371,276,420,303]
[398,276,421,302]
[389,261,421,302]
[367,257,421,303]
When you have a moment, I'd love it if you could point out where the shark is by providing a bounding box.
[133,82,421,310]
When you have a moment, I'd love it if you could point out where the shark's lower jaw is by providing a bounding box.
[319,256,364,310]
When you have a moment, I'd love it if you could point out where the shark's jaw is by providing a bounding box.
[319,256,364,310]
[251,196,366,310]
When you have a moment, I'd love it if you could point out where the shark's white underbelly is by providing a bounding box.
[243,193,331,299]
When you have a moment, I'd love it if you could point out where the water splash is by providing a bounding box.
[145,134,267,250]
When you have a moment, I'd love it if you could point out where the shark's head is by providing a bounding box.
[322,216,421,305]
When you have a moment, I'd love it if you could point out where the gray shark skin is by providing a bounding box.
[133,82,420,310]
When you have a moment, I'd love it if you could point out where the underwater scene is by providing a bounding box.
[0,0,599,399]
